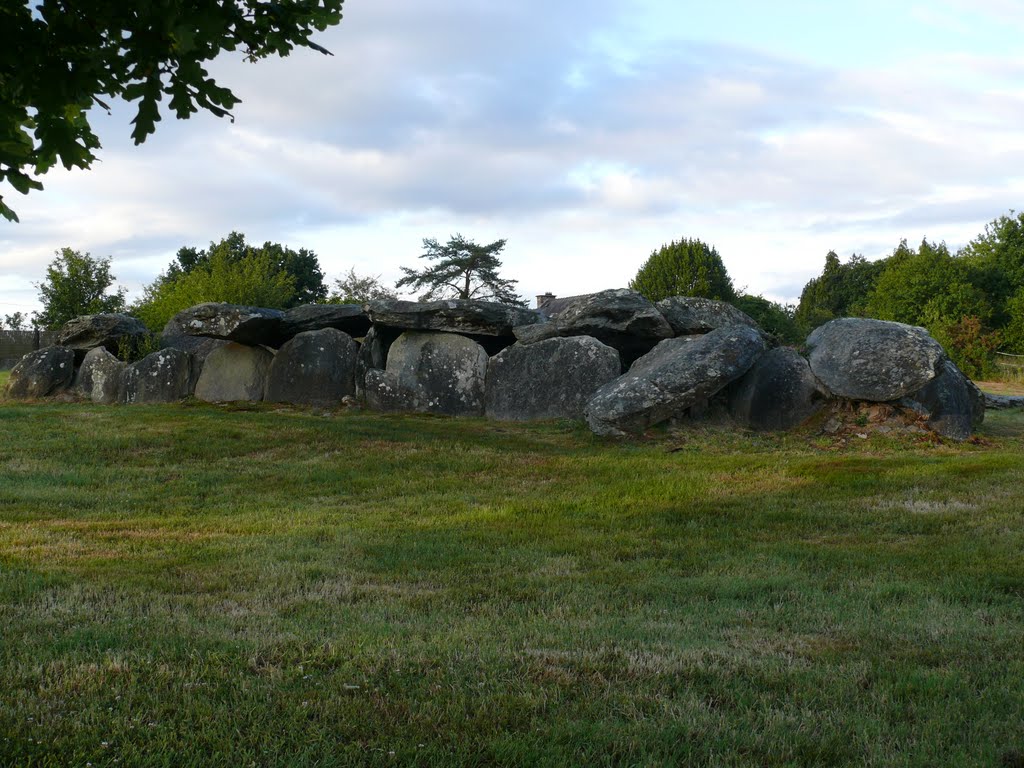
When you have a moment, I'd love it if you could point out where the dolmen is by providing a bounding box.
[4,291,990,441]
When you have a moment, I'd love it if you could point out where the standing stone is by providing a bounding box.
[266,328,358,406]
[73,347,126,404]
[6,346,75,399]
[364,331,488,416]
[485,336,621,421]
[806,318,944,401]
[903,358,985,440]
[119,348,192,404]
[194,343,273,402]
[58,313,149,362]
[585,325,766,436]
[729,347,826,430]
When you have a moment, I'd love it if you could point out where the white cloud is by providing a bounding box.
[3,0,1024,317]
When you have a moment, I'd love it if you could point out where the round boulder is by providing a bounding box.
[6,346,75,399]
[194,343,273,402]
[485,336,621,421]
[555,288,674,366]
[806,318,945,401]
[266,328,358,406]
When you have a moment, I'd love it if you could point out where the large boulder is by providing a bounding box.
[366,299,543,338]
[119,348,192,404]
[265,328,358,406]
[902,358,985,440]
[272,304,371,347]
[656,296,761,335]
[806,318,945,401]
[729,347,826,430]
[554,289,674,366]
[363,331,488,416]
[176,303,284,347]
[73,347,126,404]
[194,343,273,402]
[585,325,766,436]
[485,336,621,421]
[58,313,149,362]
[160,312,229,380]
[6,346,75,399]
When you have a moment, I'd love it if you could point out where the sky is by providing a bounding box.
[4,0,1024,319]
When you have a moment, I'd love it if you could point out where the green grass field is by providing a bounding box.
[1,385,1024,766]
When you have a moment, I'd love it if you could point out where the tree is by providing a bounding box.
[1,0,344,222]
[731,294,800,345]
[328,267,397,304]
[34,248,126,329]
[629,238,735,303]
[132,247,296,331]
[396,234,525,305]
[156,232,326,306]
[793,251,885,334]
[2,311,29,331]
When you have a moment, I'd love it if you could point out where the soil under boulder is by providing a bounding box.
[729,346,826,430]
[806,318,944,401]
[119,348,192,404]
[73,347,126,404]
[265,328,358,406]
[586,325,766,436]
[6,346,75,399]
[364,331,488,416]
[194,343,273,402]
[485,336,621,421]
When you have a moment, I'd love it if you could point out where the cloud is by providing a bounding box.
[4,0,1024,315]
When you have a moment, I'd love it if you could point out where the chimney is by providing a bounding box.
[536,292,555,309]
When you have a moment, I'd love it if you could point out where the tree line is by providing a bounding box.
[17,209,1024,379]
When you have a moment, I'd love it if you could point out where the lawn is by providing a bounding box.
[1,389,1023,766]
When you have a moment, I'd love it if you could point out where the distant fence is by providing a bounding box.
[0,330,59,370]
[994,351,1024,378]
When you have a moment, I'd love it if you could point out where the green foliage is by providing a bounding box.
[327,267,397,304]
[116,331,160,364]
[132,248,296,332]
[794,251,885,334]
[34,248,127,330]
[162,232,326,306]
[396,234,525,305]
[1,311,29,331]
[0,1,344,222]
[629,238,736,302]
[731,294,801,344]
